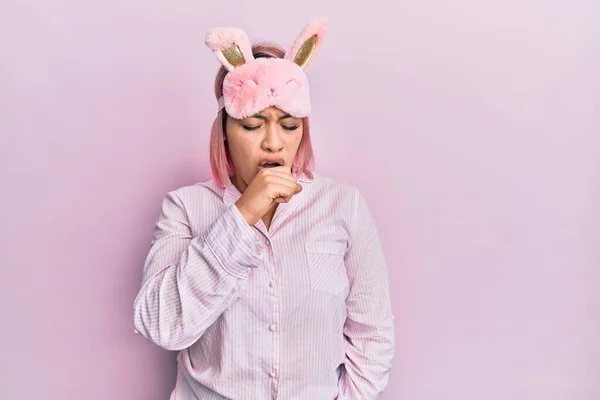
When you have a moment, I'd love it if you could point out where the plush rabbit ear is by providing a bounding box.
[205,27,255,72]
[285,18,328,70]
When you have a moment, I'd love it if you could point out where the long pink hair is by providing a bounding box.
[208,42,315,188]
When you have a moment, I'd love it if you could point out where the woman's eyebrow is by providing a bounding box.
[249,113,293,120]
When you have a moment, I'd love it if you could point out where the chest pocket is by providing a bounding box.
[304,241,348,295]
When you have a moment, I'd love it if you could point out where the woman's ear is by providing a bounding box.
[205,27,255,72]
[285,18,328,70]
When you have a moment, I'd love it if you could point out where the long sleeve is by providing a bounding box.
[133,190,263,351]
[337,188,396,399]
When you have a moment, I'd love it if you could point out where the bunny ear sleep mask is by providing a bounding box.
[205,18,328,119]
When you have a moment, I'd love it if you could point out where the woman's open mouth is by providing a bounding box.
[260,159,284,168]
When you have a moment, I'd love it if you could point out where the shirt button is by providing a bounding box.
[269,324,277,332]
[269,371,277,378]
[269,281,275,288]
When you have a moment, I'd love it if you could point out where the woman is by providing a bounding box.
[133,18,395,400]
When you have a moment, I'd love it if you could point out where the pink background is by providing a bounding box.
[1,1,598,399]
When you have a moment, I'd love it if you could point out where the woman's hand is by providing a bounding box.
[235,166,303,225]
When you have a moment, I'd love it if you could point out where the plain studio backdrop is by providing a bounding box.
[0,1,598,399]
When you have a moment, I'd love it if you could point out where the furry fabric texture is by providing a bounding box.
[205,18,328,119]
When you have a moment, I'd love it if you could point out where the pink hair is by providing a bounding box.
[209,42,315,188]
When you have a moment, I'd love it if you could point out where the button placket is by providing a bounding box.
[260,237,280,389]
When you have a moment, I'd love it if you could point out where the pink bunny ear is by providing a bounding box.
[285,18,328,70]
[205,27,255,72]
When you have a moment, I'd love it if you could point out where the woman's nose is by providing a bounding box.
[263,127,283,150]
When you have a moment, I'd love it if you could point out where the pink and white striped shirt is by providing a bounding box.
[133,172,395,399]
